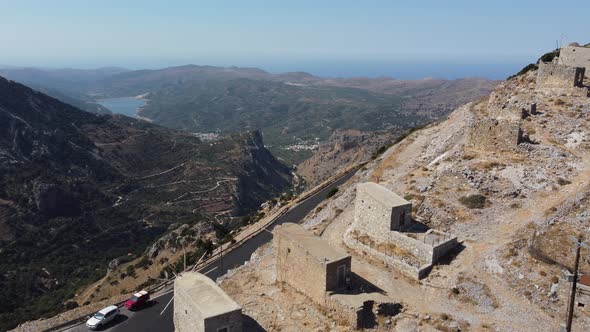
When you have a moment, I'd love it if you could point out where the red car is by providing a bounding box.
[124,290,149,310]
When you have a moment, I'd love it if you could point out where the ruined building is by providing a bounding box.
[558,43,590,72]
[345,182,459,279]
[466,117,524,150]
[174,272,243,332]
[274,222,352,303]
[274,222,399,329]
[536,61,586,95]
[535,42,590,97]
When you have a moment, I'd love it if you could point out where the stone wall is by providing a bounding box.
[349,183,459,279]
[174,273,243,332]
[274,230,351,304]
[354,184,412,238]
[344,230,434,279]
[559,46,590,72]
[431,232,460,263]
[326,292,399,329]
[204,310,243,332]
[466,117,523,150]
[174,280,205,332]
[536,62,585,96]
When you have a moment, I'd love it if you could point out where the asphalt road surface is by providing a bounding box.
[65,168,358,332]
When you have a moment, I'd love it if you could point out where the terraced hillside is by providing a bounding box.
[0,76,291,330]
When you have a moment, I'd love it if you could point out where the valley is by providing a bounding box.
[3,2,589,332]
[0,76,291,330]
[95,96,147,118]
[0,65,498,165]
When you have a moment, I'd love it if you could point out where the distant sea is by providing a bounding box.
[96,97,146,117]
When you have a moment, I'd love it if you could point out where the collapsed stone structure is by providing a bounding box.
[345,182,459,279]
[274,222,399,329]
[536,62,586,96]
[465,89,531,151]
[174,272,242,332]
[559,43,590,72]
[535,42,590,97]
[467,117,523,150]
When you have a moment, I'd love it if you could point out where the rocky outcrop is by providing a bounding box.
[235,130,293,213]
[297,129,394,186]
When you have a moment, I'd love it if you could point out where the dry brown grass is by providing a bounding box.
[473,160,505,170]
[376,242,414,259]
[353,230,418,261]
[543,206,558,216]
[531,223,590,274]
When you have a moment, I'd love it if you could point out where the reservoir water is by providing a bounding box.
[96,97,146,118]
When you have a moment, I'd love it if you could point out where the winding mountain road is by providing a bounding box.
[63,167,358,332]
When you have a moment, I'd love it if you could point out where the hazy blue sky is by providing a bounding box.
[1,0,589,78]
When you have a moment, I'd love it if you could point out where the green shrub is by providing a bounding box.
[507,63,538,80]
[326,187,339,199]
[240,215,252,226]
[64,301,78,310]
[539,50,559,63]
[459,194,487,209]
[213,223,229,239]
[134,256,151,270]
[371,145,388,159]
[126,265,136,278]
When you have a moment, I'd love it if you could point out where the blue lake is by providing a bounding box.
[96,97,146,117]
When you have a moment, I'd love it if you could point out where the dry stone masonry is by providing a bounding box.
[467,118,523,151]
[273,222,352,304]
[535,42,590,97]
[559,44,590,72]
[536,62,586,96]
[174,272,243,332]
[273,222,399,329]
[345,182,459,279]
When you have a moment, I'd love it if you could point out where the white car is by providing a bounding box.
[86,305,119,330]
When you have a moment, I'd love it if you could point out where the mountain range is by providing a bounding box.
[0,75,291,330]
[0,65,498,164]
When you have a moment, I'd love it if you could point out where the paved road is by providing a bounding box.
[66,168,358,332]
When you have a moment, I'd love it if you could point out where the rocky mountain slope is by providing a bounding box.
[0,76,291,330]
[0,65,498,164]
[218,54,590,331]
[0,67,128,114]
[297,128,396,186]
